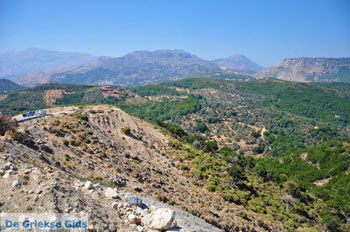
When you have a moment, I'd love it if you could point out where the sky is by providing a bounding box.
[0,0,349,66]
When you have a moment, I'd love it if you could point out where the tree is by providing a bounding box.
[204,141,218,152]
[228,165,245,180]
[194,122,209,133]
[253,144,265,154]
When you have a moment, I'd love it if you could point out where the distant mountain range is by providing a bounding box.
[0,48,349,87]
[255,57,350,82]
[0,48,97,80]
[0,48,262,87]
[212,54,263,73]
[17,49,259,87]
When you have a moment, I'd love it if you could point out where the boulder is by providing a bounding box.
[84,181,93,190]
[127,195,143,207]
[3,162,12,171]
[104,187,119,199]
[136,225,144,231]
[142,208,175,230]
[24,168,32,174]
[111,202,118,210]
[12,180,20,188]
[128,213,141,224]
[3,173,10,179]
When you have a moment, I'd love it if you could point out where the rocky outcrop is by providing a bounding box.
[0,154,220,232]
[43,89,71,105]
[255,57,350,82]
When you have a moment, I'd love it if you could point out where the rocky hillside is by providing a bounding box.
[0,105,295,231]
[0,48,97,80]
[17,50,223,87]
[255,57,350,82]
[212,54,263,73]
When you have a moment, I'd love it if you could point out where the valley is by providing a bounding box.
[1,77,350,231]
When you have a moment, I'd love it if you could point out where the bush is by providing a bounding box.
[194,122,209,133]
[285,180,301,198]
[0,114,18,135]
[251,130,261,138]
[76,114,88,121]
[157,121,188,138]
[205,180,217,192]
[253,144,265,154]
[204,141,218,152]
[62,139,69,146]
[238,211,249,220]
[227,165,244,180]
[321,213,341,231]
[121,127,131,134]
[136,134,143,140]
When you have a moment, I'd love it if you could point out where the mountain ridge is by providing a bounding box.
[255,57,350,82]
[17,49,224,87]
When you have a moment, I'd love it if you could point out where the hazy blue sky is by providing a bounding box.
[0,0,349,66]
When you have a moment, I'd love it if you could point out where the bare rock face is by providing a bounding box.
[142,208,176,231]
[255,57,350,82]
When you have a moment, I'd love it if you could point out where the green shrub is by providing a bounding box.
[194,122,209,133]
[121,127,131,134]
[251,130,261,138]
[62,139,69,146]
[253,144,265,154]
[205,180,217,192]
[204,141,218,152]
[76,114,88,121]
[227,165,244,180]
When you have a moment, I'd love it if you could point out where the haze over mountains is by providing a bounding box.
[0,48,349,87]
[0,48,97,80]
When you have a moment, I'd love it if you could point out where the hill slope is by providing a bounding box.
[1,105,350,231]
[0,48,97,80]
[255,57,350,82]
[0,105,289,231]
[0,79,25,92]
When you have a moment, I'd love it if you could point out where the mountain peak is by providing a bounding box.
[212,54,263,72]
